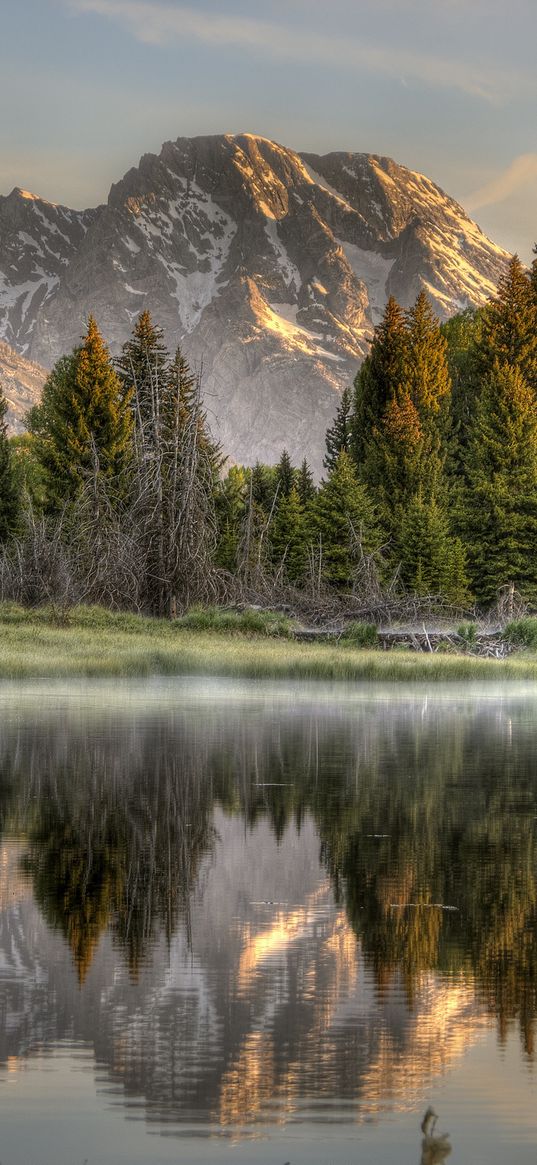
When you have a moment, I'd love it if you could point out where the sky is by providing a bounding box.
[1,0,535,260]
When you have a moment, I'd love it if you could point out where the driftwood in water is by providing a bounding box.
[420,1108,452,1163]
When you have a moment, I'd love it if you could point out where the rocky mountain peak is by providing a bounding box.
[0,132,509,470]
[0,187,97,355]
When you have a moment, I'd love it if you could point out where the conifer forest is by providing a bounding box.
[1,250,536,620]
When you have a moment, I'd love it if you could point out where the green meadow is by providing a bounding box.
[0,604,536,682]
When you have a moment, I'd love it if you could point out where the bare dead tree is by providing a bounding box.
[0,503,77,617]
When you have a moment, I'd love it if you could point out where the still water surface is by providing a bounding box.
[0,677,537,1164]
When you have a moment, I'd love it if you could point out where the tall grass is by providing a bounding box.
[0,603,536,682]
[0,602,292,637]
[175,604,292,637]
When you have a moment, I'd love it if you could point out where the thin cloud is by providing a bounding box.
[65,0,527,103]
[466,154,537,212]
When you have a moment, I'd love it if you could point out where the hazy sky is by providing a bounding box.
[1,0,535,259]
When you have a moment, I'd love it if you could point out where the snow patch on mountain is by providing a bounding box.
[339,244,394,324]
[264,219,302,294]
[301,161,352,209]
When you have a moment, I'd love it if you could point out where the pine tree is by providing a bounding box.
[167,347,222,475]
[313,451,379,588]
[359,293,458,598]
[531,243,537,302]
[29,318,133,511]
[351,295,407,469]
[399,491,468,604]
[323,386,352,472]
[165,346,196,428]
[27,353,77,510]
[250,461,275,515]
[297,458,316,506]
[363,389,445,533]
[270,486,309,585]
[75,318,133,468]
[441,306,482,463]
[0,391,18,541]
[363,390,423,516]
[238,485,272,582]
[116,310,169,441]
[10,433,47,512]
[275,449,295,501]
[215,466,248,572]
[458,362,537,603]
[477,255,537,392]
[404,291,451,422]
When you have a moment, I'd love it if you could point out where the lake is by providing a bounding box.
[0,677,537,1164]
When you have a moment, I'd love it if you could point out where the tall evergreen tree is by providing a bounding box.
[116,310,169,441]
[313,451,379,588]
[270,486,309,585]
[250,461,275,515]
[167,347,222,474]
[323,386,352,473]
[458,362,537,603]
[477,255,537,392]
[215,466,248,572]
[404,291,451,422]
[238,483,272,582]
[363,388,449,532]
[361,293,457,599]
[531,243,537,301]
[29,317,133,511]
[399,491,468,605]
[297,458,316,507]
[275,449,295,501]
[351,296,407,469]
[441,306,482,460]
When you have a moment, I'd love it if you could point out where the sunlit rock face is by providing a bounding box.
[0,341,46,433]
[0,134,508,471]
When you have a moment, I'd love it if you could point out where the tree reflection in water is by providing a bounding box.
[0,689,536,1130]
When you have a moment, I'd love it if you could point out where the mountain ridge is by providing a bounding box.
[0,132,509,468]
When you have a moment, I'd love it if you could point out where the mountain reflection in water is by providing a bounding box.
[0,681,536,1151]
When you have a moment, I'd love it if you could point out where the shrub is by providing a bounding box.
[504,618,537,649]
[340,621,379,648]
[457,622,478,647]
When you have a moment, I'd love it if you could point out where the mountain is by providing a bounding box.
[0,341,46,433]
[0,134,509,469]
[0,187,97,354]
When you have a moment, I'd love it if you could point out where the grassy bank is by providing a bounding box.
[0,603,536,681]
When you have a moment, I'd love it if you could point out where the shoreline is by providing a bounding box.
[0,604,536,682]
